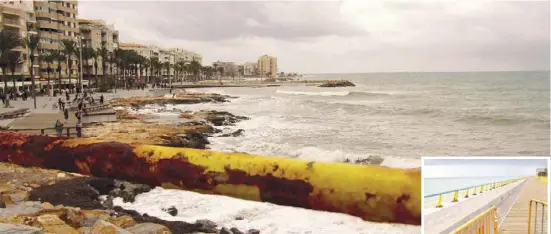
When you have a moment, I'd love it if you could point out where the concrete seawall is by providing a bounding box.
[424,179,527,234]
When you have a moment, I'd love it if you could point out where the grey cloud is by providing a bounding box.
[93,1,367,41]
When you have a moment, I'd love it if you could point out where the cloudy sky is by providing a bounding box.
[78,0,550,73]
[423,158,548,178]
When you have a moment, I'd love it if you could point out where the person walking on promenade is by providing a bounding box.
[76,121,82,138]
[55,119,64,137]
[58,98,63,110]
[0,92,4,105]
[64,108,69,120]
[65,90,70,101]
[100,94,104,105]
[75,110,82,122]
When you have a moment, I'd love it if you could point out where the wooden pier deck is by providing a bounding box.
[500,178,548,234]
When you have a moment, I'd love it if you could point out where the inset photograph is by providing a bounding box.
[423,157,549,234]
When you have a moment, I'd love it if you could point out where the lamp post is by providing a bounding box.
[78,36,84,92]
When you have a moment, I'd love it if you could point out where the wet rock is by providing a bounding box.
[126,222,172,234]
[342,155,384,165]
[161,132,210,149]
[246,229,260,234]
[230,227,245,234]
[37,213,79,234]
[102,196,114,209]
[234,215,244,221]
[162,206,178,216]
[40,202,55,209]
[108,180,152,203]
[193,219,218,233]
[219,129,245,137]
[29,178,105,209]
[91,220,132,234]
[196,110,249,126]
[318,80,355,87]
[220,227,233,234]
[114,206,197,233]
[0,223,42,234]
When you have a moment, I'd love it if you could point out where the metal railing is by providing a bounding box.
[528,199,548,234]
[5,127,82,137]
[424,178,525,208]
[452,206,498,234]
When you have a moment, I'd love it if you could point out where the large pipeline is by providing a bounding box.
[0,132,421,225]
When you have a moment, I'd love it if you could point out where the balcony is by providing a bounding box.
[2,18,21,27]
[1,7,20,17]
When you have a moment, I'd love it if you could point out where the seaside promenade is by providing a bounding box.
[424,177,548,234]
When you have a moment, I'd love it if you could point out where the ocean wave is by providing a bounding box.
[275,90,391,97]
[455,114,549,126]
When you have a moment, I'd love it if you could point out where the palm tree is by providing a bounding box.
[0,29,23,93]
[50,50,65,92]
[92,48,99,89]
[107,51,116,91]
[98,47,108,89]
[40,52,55,96]
[163,61,170,86]
[24,34,40,108]
[7,51,24,93]
[60,39,77,93]
[189,60,202,83]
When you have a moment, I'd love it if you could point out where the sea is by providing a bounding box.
[423,176,522,196]
[165,71,549,168]
[115,71,549,233]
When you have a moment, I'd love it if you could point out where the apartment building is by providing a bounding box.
[0,1,37,82]
[213,61,236,77]
[257,54,277,77]
[159,49,175,76]
[78,18,119,76]
[243,62,257,77]
[33,0,79,81]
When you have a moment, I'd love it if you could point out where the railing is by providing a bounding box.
[451,206,498,234]
[536,176,548,184]
[528,199,548,234]
[424,178,525,208]
[5,127,82,137]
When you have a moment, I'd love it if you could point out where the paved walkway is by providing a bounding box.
[500,178,548,234]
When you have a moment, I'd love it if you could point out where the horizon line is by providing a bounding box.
[301,70,550,75]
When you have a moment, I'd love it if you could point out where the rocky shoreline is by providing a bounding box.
[0,91,256,234]
[0,90,386,233]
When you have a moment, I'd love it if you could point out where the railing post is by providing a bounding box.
[473,187,477,196]
[436,194,443,208]
[66,128,70,137]
[452,190,459,202]
[464,188,469,198]
[40,129,45,135]
[480,185,483,194]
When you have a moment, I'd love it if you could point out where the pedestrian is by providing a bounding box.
[75,121,82,138]
[65,91,69,101]
[58,98,63,110]
[78,101,83,111]
[64,108,69,120]
[100,94,104,105]
[55,119,64,137]
[75,110,82,122]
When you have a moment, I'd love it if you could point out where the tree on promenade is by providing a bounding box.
[0,29,23,93]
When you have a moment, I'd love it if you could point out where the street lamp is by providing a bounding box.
[77,36,84,92]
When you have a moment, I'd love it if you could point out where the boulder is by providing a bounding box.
[90,220,132,234]
[318,80,355,88]
[219,129,245,137]
[192,219,218,233]
[0,201,43,217]
[67,209,112,228]
[220,227,233,234]
[108,180,152,203]
[108,215,137,228]
[247,229,260,234]
[162,206,178,216]
[125,222,172,234]
[0,223,42,234]
[230,227,245,234]
[36,214,79,234]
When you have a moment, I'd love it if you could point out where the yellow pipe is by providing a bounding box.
[0,132,421,225]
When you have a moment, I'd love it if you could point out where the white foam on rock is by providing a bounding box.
[113,187,420,234]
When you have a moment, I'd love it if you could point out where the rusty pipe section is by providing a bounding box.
[0,132,421,225]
